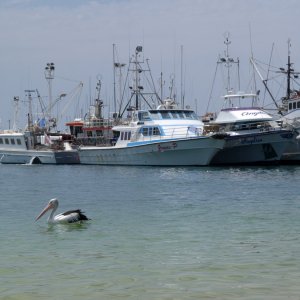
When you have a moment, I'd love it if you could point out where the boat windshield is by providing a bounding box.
[149,110,198,120]
[138,111,152,121]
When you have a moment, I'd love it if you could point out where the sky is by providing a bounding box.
[0,0,300,130]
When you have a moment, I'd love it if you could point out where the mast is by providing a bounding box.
[286,39,292,100]
[180,45,183,108]
[113,44,117,116]
[94,79,103,119]
[134,46,142,109]
[13,96,19,131]
[25,90,35,131]
[44,62,55,119]
[276,39,300,109]
[119,46,160,117]
[218,33,240,106]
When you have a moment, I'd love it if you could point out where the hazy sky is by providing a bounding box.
[0,0,299,129]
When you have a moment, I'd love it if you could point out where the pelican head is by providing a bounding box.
[35,198,59,221]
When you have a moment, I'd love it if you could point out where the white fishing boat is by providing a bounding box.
[205,35,295,165]
[0,67,80,165]
[206,100,295,165]
[78,99,225,166]
[77,46,225,166]
[0,130,79,164]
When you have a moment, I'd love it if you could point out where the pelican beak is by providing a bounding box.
[35,202,53,221]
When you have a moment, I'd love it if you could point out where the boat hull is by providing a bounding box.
[280,133,300,163]
[79,137,224,166]
[210,130,295,165]
[0,150,80,164]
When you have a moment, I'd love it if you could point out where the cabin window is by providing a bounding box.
[171,112,179,119]
[160,111,171,119]
[120,131,131,140]
[149,111,160,120]
[0,138,3,144]
[289,103,293,110]
[17,139,21,145]
[293,102,297,109]
[87,131,92,137]
[10,139,15,145]
[178,112,185,118]
[191,112,198,119]
[185,111,198,119]
[138,111,151,121]
[297,101,300,109]
[142,127,149,136]
[141,127,160,136]
[5,138,9,144]
[153,127,160,135]
[96,130,103,136]
[184,111,193,119]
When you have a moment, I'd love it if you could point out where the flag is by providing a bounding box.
[44,133,52,145]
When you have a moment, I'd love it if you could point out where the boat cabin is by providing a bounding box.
[0,132,28,150]
[286,91,300,112]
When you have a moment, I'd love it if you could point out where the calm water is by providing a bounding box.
[1,164,300,299]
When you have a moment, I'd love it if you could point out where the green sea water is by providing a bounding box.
[1,164,300,299]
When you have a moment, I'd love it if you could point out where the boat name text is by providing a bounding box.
[157,142,178,152]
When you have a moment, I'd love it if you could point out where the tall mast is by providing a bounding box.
[180,45,184,108]
[286,39,291,100]
[134,46,142,109]
[25,90,35,131]
[13,96,19,131]
[218,33,240,106]
[113,44,117,116]
[44,62,55,118]
[277,39,300,107]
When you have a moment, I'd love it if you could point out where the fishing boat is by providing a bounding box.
[251,40,300,163]
[77,46,225,166]
[66,80,114,147]
[0,67,80,165]
[205,35,295,165]
[78,98,225,166]
[0,130,79,164]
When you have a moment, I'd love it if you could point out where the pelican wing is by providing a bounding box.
[55,209,89,223]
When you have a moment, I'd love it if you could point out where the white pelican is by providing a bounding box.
[35,198,89,224]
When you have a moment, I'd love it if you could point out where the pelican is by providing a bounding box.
[35,198,89,224]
